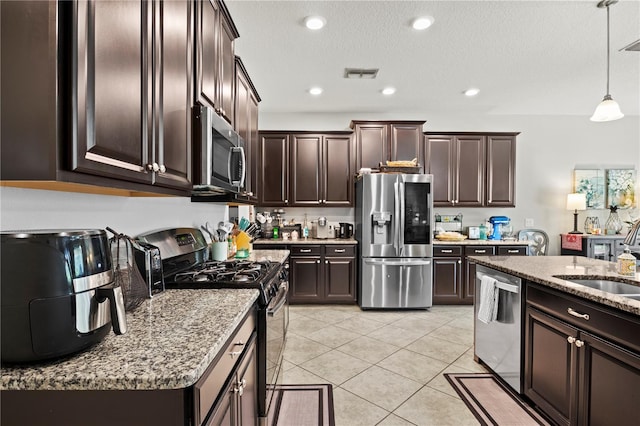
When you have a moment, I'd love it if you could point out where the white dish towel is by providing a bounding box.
[478,276,499,324]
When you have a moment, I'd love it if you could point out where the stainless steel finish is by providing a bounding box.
[72,270,114,293]
[267,282,288,317]
[361,258,432,309]
[562,278,640,296]
[356,173,434,309]
[75,289,112,333]
[229,146,246,187]
[475,264,523,393]
[137,228,207,260]
[567,307,590,321]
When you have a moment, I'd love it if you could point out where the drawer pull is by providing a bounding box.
[575,340,585,348]
[300,249,312,253]
[229,350,243,358]
[507,249,520,254]
[441,249,453,253]
[334,249,346,253]
[567,307,590,321]
[567,336,576,344]
[475,250,487,254]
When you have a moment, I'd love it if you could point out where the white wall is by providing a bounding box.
[260,112,640,255]
[2,113,638,255]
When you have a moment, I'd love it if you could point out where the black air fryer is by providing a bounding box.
[1,229,127,363]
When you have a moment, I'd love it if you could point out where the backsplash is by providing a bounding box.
[0,187,228,237]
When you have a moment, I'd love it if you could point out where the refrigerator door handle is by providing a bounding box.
[364,259,432,267]
[394,181,401,256]
[398,181,405,256]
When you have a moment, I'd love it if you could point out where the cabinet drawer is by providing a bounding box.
[434,246,462,257]
[291,245,322,256]
[464,246,495,256]
[325,245,355,257]
[497,246,528,256]
[527,284,640,353]
[194,309,256,426]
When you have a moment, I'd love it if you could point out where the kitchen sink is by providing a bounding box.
[554,277,640,300]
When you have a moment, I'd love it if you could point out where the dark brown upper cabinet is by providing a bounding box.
[290,133,354,207]
[350,121,425,170]
[424,132,518,207]
[70,0,193,191]
[259,133,289,206]
[234,57,261,203]
[195,0,239,124]
[259,131,354,207]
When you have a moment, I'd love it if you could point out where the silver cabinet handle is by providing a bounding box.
[441,249,453,253]
[575,340,584,348]
[147,163,160,172]
[285,199,288,203]
[475,250,487,254]
[334,249,346,253]
[325,260,328,264]
[567,308,590,320]
[507,249,519,253]
[457,260,462,264]
[159,164,166,173]
[316,260,320,264]
[567,336,576,344]
[300,249,311,253]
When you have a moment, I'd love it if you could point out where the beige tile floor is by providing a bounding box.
[283,304,488,426]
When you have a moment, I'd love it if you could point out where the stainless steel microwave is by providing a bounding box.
[193,105,245,194]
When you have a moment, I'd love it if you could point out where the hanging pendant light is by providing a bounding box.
[590,0,624,122]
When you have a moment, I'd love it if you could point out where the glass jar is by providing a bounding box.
[605,206,623,235]
[584,216,600,234]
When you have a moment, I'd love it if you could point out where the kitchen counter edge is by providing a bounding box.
[470,255,640,316]
[253,238,356,245]
[1,250,291,391]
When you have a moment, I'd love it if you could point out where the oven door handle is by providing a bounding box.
[267,282,288,316]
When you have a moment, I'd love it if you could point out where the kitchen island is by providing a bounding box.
[470,255,639,426]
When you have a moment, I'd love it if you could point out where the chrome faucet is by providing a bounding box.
[624,219,640,247]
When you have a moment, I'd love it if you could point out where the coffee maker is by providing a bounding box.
[312,217,331,239]
[488,216,511,240]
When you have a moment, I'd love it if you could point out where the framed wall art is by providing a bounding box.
[574,169,605,209]
[606,169,636,209]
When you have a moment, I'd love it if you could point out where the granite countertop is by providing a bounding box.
[253,238,357,245]
[469,255,640,316]
[243,249,291,262]
[435,239,533,246]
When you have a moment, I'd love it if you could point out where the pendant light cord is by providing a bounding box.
[606,4,610,96]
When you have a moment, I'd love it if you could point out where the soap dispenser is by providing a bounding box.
[617,245,636,276]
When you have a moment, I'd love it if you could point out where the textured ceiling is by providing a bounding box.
[226,0,640,117]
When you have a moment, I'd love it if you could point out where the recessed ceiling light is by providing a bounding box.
[304,16,326,30]
[412,16,434,30]
[309,87,323,95]
[382,87,396,96]
[464,88,480,97]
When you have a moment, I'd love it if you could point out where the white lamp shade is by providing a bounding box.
[590,96,624,122]
[567,193,587,211]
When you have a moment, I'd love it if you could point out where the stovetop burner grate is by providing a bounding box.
[171,260,276,286]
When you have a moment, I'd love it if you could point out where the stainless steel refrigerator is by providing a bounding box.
[355,173,434,309]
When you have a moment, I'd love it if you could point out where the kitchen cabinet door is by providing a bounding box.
[390,123,423,162]
[424,136,456,205]
[71,0,151,184]
[218,5,237,124]
[432,246,463,305]
[486,135,516,207]
[323,135,353,206]
[289,256,322,303]
[324,255,356,303]
[455,135,485,207]
[524,307,576,426]
[153,0,193,190]
[291,134,322,206]
[235,57,260,202]
[352,122,388,170]
[259,133,289,206]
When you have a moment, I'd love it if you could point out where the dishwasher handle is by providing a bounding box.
[365,259,432,267]
[476,272,520,294]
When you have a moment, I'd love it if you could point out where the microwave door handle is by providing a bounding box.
[228,146,246,188]
[237,146,246,188]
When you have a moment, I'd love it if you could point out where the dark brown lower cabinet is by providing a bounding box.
[289,245,356,304]
[207,335,257,426]
[433,244,527,305]
[525,285,640,426]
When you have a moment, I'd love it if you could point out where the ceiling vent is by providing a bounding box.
[620,39,640,52]
[344,68,379,79]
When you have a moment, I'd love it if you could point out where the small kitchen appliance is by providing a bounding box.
[338,222,354,239]
[488,216,511,240]
[1,229,127,363]
[312,217,331,239]
[131,240,165,297]
[435,214,463,233]
[137,227,288,422]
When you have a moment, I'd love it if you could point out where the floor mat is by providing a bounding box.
[445,373,551,426]
[268,384,335,426]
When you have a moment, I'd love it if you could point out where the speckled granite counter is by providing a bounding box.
[435,239,532,246]
[1,289,259,391]
[243,249,290,262]
[253,238,356,245]
[469,255,640,316]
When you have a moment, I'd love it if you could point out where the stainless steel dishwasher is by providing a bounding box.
[474,264,523,393]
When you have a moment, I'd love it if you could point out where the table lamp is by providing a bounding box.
[566,193,587,234]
